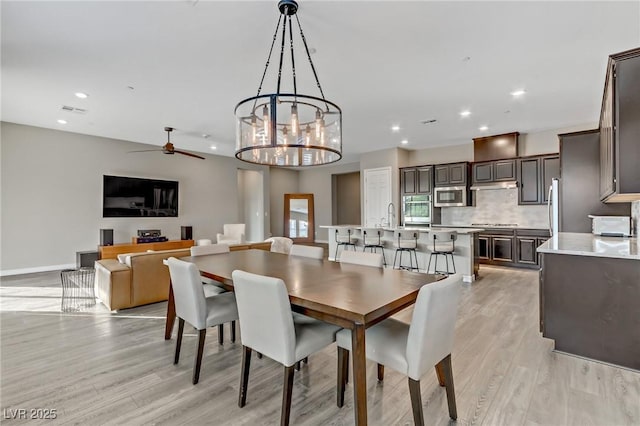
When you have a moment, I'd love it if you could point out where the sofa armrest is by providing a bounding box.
[95,259,132,311]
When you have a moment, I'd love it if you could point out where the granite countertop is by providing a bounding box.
[319,225,484,234]
[537,232,639,260]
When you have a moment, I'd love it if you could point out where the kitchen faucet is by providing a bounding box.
[387,202,395,228]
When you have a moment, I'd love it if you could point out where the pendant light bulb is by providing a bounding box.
[315,110,322,139]
[291,104,298,137]
[305,124,311,145]
[262,105,269,142]
[251,115,257,144]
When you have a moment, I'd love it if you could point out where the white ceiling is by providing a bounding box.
[2,1,639,163]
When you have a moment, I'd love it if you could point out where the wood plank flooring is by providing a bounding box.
[1,266,638,425]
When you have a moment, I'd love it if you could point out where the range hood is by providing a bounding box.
[470,181,518,190]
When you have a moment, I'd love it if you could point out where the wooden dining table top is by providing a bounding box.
[180,249,441,327]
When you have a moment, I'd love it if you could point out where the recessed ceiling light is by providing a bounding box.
[210,145,217,150]
[57,119,67,124]
[401,139,409,145]
[479,125,489,131]
[391,125,400,132]
[511,89,526,97]
[74,92,88,99]
[460,110,471,117]
[202,133,210,139]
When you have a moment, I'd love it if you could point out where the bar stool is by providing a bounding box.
[334,228,358,261]
[361,228,387,266]
[427,230,457,275]
[392,230,419,271]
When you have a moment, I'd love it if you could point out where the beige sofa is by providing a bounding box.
[94,248,190,310]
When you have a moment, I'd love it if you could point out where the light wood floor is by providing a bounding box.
[1,266,638,425]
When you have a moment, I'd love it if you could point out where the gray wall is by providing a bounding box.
[0,122,270,274]
[268,168,299,237]
[238,169,265,242]
[334,172,361,225]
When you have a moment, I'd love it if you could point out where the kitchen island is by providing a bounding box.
[320,225,484,282]
[537,232,640,370]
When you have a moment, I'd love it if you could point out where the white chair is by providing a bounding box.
[265,237,293,254]
[426,231,457,275]
[339,250,384,268]
[196,239,213,246]
[335,274,463,424]
[289,244,324,260]
[232,270,341,426]
[392,230,419,271]
[189,243,236,342]
[361,227,387,266]
[334,227,359,261]
[216,224,246,245]
[166,257,239,385]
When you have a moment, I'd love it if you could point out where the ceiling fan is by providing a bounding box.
[129,127,205,159]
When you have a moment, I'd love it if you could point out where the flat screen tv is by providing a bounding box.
[103,175,179,217]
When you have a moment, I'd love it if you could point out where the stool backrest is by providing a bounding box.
[335,227,356,243]
[430,230,457,251]
[362,228,383,246]
[396,230,418,241]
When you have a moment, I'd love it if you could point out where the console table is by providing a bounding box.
[98,240,272,260]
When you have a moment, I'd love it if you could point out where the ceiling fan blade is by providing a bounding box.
[128,149,163,153]
[174,149,205,160]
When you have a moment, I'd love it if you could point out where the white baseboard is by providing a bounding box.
[0,263,76,277]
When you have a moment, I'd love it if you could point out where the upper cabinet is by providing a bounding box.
[599,48,640,202]
[518,154,559,205]
[472,159,517,184]
[401,166,432,195]
[434,162,468,187]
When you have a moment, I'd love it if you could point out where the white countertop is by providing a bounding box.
[537,232,640,260]
[319,225,485,234]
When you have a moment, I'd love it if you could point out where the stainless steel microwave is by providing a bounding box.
[434,186,468,207]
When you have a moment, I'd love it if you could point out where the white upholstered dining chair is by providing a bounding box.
[335,273,463,425]
[216,223,245,245]
[339,250,384,268]
[166,257,239,385]
[289,244,324,260]
[265,236,293,254]
[232,270,341,426]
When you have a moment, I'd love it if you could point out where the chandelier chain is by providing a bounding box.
[253,14,283,112]
[275,5,289,94]
[288,15,298,100]
[295,14,329,110]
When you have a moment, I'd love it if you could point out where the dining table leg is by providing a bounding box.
[164,282,176,340]
[351,322,367,425]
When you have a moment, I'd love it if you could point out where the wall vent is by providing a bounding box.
[61,105,88,114]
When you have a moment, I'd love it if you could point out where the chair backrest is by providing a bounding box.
[232,270,296,366]
[196,239,213,246]
[223,223,246,238]
[430,230,457,251]
[405,274,462,381]
[362,228,382,246]
[166,257,208,330]
[190,243,230,256]
[339,250,384,268]
[265,237,293,254]
[289,244,324,260]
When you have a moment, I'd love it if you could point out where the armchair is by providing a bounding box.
[216,223,246,245]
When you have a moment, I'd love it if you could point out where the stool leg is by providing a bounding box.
[445,254,449,275]
[427,253,433,274]
[450,253,456,273]
[393,249,399,269]
[381,247,387,267]
[434,253,439,274]
[413,249,419,272]
[334,243,340,262]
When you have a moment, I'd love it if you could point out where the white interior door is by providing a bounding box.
[363,167,392,227]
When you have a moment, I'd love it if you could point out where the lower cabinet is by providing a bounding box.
[476,229,550,269]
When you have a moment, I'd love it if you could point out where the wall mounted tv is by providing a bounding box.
[103,175,179,218]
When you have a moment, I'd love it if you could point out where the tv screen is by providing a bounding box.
[103,175,179,217]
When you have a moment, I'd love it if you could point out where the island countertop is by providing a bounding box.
[537,232,639,260]
[319,225,485,234]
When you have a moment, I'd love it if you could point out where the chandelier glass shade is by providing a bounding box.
[235,0,342,167]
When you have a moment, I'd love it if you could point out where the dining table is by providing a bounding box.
[164,249,441,425]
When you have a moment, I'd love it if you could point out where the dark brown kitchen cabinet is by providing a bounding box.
[401,166,432,195]
[518,154,559,205]
[434,162,468,187]
[472,159,516,184]
[477,236,490,260]
[516,236,538,265]
[492,237,514,262]
[599,48,640,202]
[477,228,549,269]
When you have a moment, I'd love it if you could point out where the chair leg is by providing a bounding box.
[337,347,349,407]
[238,345,252,408]
[231,321,236,343]
[303,357,308,364]
[174,317,185,365]
[295,361,301,371]
[192,329,206,385]
[377,363,384,382]
[435,363,445,386]
[281,365,296,426]
[218,324,224,345]
[437,354,457,420]
[257,352,263,359]
[408,378,424,426]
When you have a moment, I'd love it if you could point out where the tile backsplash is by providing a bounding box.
[441,188,548,228]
